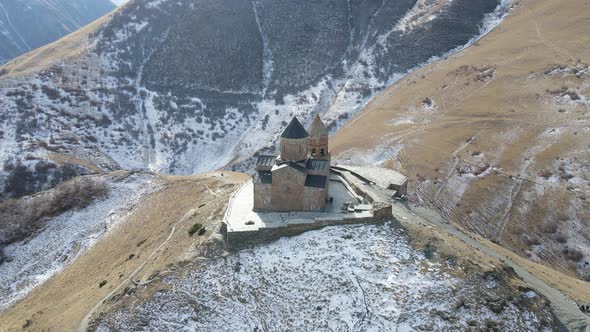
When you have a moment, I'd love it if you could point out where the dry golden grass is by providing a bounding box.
[0,171,247,332]
[48,153,105,174]
[0,9,117,78]
[332,0,590,278]
[482,233,590,304]
[402,219,502,276]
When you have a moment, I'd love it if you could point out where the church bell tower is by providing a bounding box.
[307,115,330,160]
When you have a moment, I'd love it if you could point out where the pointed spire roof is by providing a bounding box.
[308,115,328,138]
[281,117,309,139]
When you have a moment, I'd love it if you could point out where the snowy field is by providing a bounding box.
[0,173,156,311]
[97,223,552,331]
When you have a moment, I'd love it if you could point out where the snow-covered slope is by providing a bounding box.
[97,223,554,331]
[0,0,511,198]
[0,0,115,65]
[0,172,155,311]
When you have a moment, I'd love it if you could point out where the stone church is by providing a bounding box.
[253,115,330,212]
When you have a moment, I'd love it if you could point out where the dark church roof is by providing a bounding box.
[305,175,327,188]
[306,159,330,172]
[285,161,306,174]
[273,160,307,174]
[281,117,309,139]
[256,155,276,167]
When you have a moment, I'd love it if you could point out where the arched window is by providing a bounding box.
[312,148,316,155]
[320,148,325,156]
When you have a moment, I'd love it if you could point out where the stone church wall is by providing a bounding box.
[270,168,306,211]
[303,186,326,211]
[253,183,272,210]
[224,216,384,250]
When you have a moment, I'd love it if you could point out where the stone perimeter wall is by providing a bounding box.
[224,204,392,250]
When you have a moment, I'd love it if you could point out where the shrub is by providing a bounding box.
[555,233,568,243]
[473,164,490,176]
[563,247,584,262]
[188,223,203,237]
[543,222,558,234]
[538,170,553,179]
[0,177,109,247]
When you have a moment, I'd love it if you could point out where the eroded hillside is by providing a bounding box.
[0,0,510,199]
[331,0,590,280]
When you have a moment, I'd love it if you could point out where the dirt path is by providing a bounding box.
[390,201,590,332]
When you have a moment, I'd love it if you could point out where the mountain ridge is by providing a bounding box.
[0,0,115,65]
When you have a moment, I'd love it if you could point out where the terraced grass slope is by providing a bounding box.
[332,0,590,281]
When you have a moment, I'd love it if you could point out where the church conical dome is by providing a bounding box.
[308,115,328,138]
[281,117,309,139]
[279,116,309,161]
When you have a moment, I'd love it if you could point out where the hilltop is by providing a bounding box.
[0,0,588,330]
[0,171,246,331]
[0,172,557,331]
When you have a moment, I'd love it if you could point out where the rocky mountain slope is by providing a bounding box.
[0,172,155,311]
[0,0,115,65]
[331,0,590,281]
[0,0,510,199]
[0,0,587,330]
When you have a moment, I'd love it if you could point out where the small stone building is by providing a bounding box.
[253,115,330,212]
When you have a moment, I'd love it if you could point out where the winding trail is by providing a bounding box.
[338,169,589,331]
[390,201,590,332]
